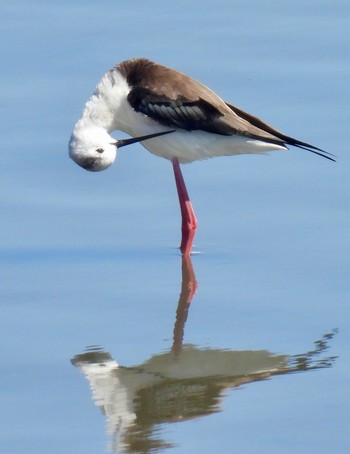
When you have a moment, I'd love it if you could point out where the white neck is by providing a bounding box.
[75,70,131,135]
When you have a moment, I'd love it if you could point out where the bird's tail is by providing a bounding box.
[226,102,335,162]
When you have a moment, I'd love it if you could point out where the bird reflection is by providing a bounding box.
[71,256,337,453]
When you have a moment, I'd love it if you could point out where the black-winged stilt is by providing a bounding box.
[69,58,334,256]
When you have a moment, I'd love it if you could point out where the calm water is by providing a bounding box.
[1,1,349,453]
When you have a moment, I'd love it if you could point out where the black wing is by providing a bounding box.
[127,87,235,135]
[127,86,335,162]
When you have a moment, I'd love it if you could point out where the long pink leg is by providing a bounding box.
[172,159,198,256]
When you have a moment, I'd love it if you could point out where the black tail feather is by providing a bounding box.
[226,102,336,162]
[285,138,336,162]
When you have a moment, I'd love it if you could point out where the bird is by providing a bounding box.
[69,57,334,256]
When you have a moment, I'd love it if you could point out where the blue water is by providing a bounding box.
[1,1,349,453]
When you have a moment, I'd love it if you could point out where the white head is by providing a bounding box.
[69,126,175,172]
[69,126,118,172]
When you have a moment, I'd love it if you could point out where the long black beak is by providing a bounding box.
[114,130,175,148]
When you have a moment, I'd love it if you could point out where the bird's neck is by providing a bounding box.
[75,70,130,135]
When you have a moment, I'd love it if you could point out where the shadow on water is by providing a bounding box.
[71,256,337,453]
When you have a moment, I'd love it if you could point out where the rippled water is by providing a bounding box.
[1,1,349,453]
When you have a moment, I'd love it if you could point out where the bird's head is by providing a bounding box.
[69,126,117,172]
[69,126,175,172]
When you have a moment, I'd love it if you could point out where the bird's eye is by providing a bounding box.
[96,148,104,154]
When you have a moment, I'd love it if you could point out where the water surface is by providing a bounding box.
[1,1,349,453]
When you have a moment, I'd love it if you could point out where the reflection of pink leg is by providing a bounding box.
[181,255,198,304]
[172,255,198,356]
[172,159,198,257]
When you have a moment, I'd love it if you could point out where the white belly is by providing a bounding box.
[140,129,286,163]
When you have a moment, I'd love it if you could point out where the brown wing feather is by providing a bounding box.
[118,58,235,134]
